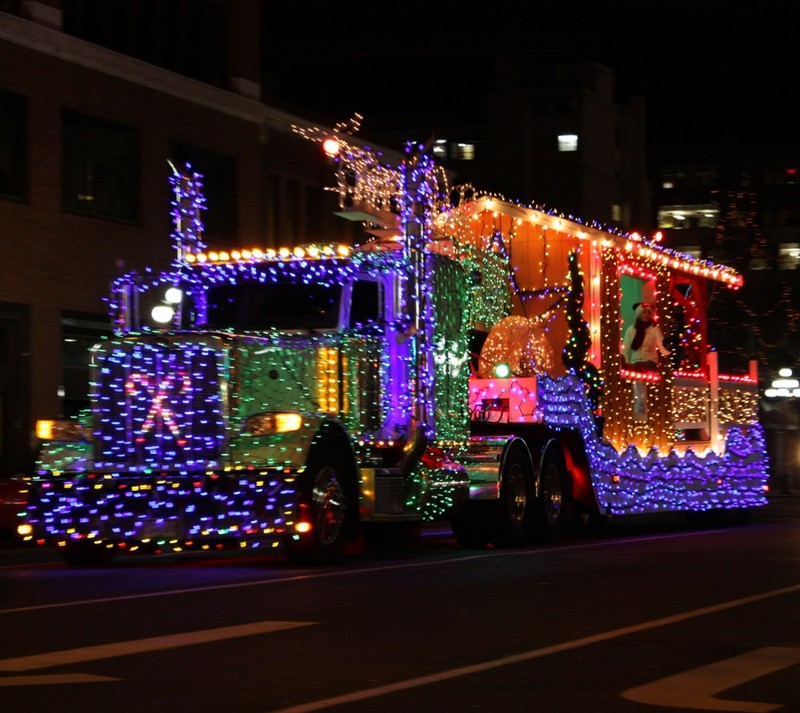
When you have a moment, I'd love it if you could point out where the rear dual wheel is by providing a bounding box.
[451,443,572,549]
[531,447,571,543]
[489,444,534,548]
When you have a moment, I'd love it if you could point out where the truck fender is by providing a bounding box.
[464,434,530,500]
[305,418,360,476]
[284,418,362,562]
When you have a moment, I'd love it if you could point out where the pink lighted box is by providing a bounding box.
[468,377,540,423]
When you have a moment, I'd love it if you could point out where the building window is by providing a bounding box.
[453,142,475,160]
[611,204,622,222]
[63,0,229,88]
[658,209,686,229]
[170,142,236,244]
[749,257,771,271]
[657,205,718,230]
[262,173,351,248]
[429,140,475,161]
[661,171,685,189]
[60,312,109,418]
[557,134,578,152]
[694,170,719,187]
[778,243,800,270]
[0,89,26,200]
[62,111,139,222]
[680,246,703,259]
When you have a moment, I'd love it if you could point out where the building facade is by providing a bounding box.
[651,144,800,376]
[0,1,353,475]
[652,144,800,491]
[3,2,793,490]
[367,61,652,233]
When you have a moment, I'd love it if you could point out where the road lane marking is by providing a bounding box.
[0,529,723,615]
[0,620,314,684]
[264,584,800,713]
[622,646,800,712]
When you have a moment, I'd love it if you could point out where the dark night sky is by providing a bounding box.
[263,0,799,153]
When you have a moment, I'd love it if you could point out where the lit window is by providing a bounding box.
[432,140,447,159]
[681,246,703,259]
[611,204,622,222]
[657,210,683,229]
[557,134,578,152]
[454,143,475,160]
[661,171,685,189]
[657,205,718,230]
[778,243,800,269]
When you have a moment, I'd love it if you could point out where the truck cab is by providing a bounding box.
[25,240,472,564]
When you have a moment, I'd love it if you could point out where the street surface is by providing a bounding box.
[1,496,799,713]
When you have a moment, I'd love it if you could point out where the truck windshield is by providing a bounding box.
[203,282,342,330]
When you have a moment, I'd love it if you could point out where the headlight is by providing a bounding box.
[242,412,303,436]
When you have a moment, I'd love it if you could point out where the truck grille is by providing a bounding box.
[93,338,225,471]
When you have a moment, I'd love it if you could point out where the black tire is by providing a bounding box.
[489,443,534,548]
[283,439,358,564]
[58,540,116,566]
[531,446,571,544]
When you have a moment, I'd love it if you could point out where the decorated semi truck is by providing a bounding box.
[20,129,770,565]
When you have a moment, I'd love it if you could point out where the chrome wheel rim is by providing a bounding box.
[312,467,346,546]
[542,462,563,526]
[506,461,528,527]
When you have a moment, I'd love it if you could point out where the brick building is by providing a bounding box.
[0,1,354,474]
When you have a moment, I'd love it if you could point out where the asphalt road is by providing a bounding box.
[1,497,799,713]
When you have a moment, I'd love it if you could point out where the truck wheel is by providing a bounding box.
[489,444,533,548]
[283,442,357,564]
[58,541,116,566]
[531,447,570,544]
